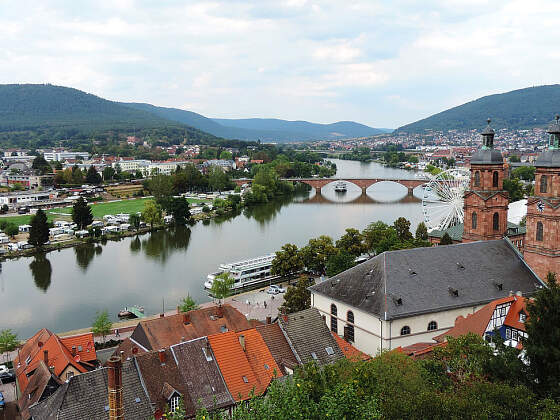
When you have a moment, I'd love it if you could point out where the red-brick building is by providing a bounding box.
[524,116,560,280]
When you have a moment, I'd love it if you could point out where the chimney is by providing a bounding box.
[266,316,271,325]
[159,313,164,318]
[183,313,190,324]
[158,349,166,364]
[216,306,224,318]
[43,350,48,365]
[107,356,124,420]
[239,335,245,352]
[71,346,76,356]
[176,305,180,314]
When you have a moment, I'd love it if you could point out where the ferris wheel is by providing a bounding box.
[421,168,471,231]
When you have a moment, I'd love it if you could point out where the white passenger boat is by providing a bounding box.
[334,181,347,192]
[204,254,277,290]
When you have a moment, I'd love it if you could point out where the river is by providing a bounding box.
[0,160,427,338]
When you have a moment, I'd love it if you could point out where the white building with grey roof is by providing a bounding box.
[309,239,543,355]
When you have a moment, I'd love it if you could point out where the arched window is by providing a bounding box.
[472,212,477,229]
[330,304,337,334]
[474,171,480,187]
[400,326,411,335]
[493,212,499,231]
[345,311,355,343]
[427,321,438,331]
[492,171,499,188]
[536,222,543,242]
[540,175,548,193]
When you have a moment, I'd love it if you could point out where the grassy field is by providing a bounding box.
[0,197,209,226]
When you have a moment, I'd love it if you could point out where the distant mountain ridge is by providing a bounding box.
[397,85,560,133]
[124,103,387,142]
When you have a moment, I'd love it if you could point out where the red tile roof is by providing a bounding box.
[208,331,262,401]
[236,329,282,390]
[504,296,529,332]
[331,333,371,361]
[60,333,97,362]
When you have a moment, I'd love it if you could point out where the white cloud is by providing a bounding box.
[0,0,558,127]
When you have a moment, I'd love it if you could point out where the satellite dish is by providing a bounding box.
[74,355,81,363]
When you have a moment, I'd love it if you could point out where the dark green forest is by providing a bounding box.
[398,84,560,133]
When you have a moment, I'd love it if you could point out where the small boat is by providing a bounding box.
[334,181,347,192]
[118,305,145,319]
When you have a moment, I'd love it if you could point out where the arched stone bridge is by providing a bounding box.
[233,177,429,195]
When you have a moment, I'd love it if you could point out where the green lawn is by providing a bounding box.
[0,197,209,226]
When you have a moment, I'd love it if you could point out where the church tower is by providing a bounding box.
[524,115,560,280]
[462,119,509,242]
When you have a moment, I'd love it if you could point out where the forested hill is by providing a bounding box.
[124,103,386,142]
[397,85,560,133]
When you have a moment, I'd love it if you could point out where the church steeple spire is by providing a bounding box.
[547,114,560,150]
[481,118,495,149]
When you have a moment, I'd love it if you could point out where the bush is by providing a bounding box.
[202,205,211,213]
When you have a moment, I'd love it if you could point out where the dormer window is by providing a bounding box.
[519,312,527,323]
[169,395,180,413]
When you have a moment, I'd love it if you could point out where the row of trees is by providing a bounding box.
[271,218,430,279]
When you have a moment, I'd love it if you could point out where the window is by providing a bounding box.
[311,352,318,361]
[330,304,338,334]
[492,171,499,187]
[325,346,335,355]
[493,212,499,231]
[540,175,548,193]
[202,347,213,362]
[512,330,518,341]
[264,364,269,370]
[400,326,411,335]
[472,212,477,229]
[346,311,355,343]
[427,321,438,331]
[506,328,511,339]
[66,371,74,380]
[474,171,480,187]
[170,395,180,413]
[536,222,543,241]
[519,313,527,323]
[242,376,249,383]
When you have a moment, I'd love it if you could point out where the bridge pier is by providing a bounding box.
[408,187,414,195]
[361,187,368,194]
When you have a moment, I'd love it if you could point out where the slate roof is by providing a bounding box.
[18,361,62,420]
[255,323,299,374]
[130,304,252,352]
[29,359,153,420]
[310,239,542,321]
[535,149,560,167]
[470,148,504,164]
[278,308,344,366]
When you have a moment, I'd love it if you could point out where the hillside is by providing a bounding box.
[397,85,560,133]
[124,103,385,142]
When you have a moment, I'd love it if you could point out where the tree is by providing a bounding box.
[129,213,141,231]
[208,166,230,192]
[440,232,453,245]
[168,197,191,225]
[525,272,560,398]
[146,174,174,209]
[32,155,51,175]
[141,200,162,230]
[503,177,526,202]
[0,329,19,361]
[178,295,199,313]
[393,217,413,242]
[92,310,112,343]
[300,236,337,274]
[326,250,356,277]
[362,221,399,255]
[85,166,102,184]
[510,155,521,163]
[28,209,50,248]
[102,166,115,181]
[72,197,93,229]
[415,222,428,241]
[219,150,233,160]
[210,272,234,306]
[271,243,304,277]
[335,228,365,257]
[5,224,19,238]
[281,276,315,314]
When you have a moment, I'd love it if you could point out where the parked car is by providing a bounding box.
[267,285,286,294]
[0,391,4,410]
[0,365,8,375]
[0,370,15,384]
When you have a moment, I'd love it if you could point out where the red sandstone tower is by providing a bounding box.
[463,119,509,242]
[524,116,560,280]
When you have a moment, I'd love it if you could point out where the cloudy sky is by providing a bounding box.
[1,0,558,128]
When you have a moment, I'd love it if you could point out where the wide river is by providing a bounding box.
[1,160,428,338]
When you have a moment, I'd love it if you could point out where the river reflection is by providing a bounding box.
[1,160,428,337]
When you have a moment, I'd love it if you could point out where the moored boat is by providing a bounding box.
[204,254,278,290]
[118,305,145,319]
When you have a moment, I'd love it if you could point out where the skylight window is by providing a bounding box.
[264,364,270,370]
[311,352,318,360]
[519,313,527,323]
[202,347,213,362]
[325,347,334,355]
[408,269,417,276]
[242,376,249,383]
[220,325,228,333]
[135,397,141,403]
[448,287,459,297]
